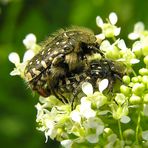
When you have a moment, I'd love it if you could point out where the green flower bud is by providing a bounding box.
[137,75,142,82]
[132,83,145,96]
[144,94,148,104]
[131,77,139,83]
[129,82,134,87]
[122,75,130,84]
[142,76,148,84]
[144,55,148,65]
[123,129,135,140]
[139,68,148,76]
[120,85,130,96]
[129,95,142,104]
[142,46,148,56]
[133,47,142,58]
[115,93,126,105]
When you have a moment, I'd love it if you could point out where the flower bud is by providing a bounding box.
[142,76,148,84]
[129,95,142,104]
[132,83,145,96]
[123,129,135,140]
[142,46,148,56]
[144,55,148,65]
[131,77,139,83]
[139,68,148,76]
[144,94,148,104]
[137,75,142,82]
[122,75,130,84]
[120,85,130,96]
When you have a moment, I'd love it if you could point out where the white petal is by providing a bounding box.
[143,104,148,116]
[100,40,111,51]
[128,33,139,40]
[132,41,142,52]
[70,110,81,123]
[142,130,148,140]
[86,134,99,143]
[8,52,20,64]
[10,69,20,76]
[95,33,105,40]
[61,140,73,148]
[114,27,121,36]
[120,116,131,123]
[82,82,93,95]
[23,33,36,49]
[96,16,104,27]
[98,79,109,93]
[130,59,140,64]
[109,12,118,25]
[80,99,96,118]
[134,22,144,34]
[118,39,127,51]
[96,124,104,135]
[23,50,35,62]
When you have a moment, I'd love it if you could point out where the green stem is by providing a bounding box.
[118,119,123,140]
[112,36,116,42]
[132,69,137,77]
[135,108,141,144]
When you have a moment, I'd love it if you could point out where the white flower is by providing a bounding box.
[8,52,26,77]
[96,12,120,38]
[44,120,57,141]
[130,58,140,64]
[98,79,109,93]
[84,117,104,143]
[80,97,96,119]
[128,22,145,40]
[132,41,142,52]
[118,39,127,51]
[96,16,104,27]
[23,49,35,62]
[8,33,40,78]
[142,130,148,141]
[86,134,99,143]
[120,115,131,123]
[100,40,113,51]
[70,110,81,123]
[109,12,118,25]
[82,82,93,95]
[23,33,36,50]
[35,103,44,122]
[8,52,20,66]
[95,33,105,43]
[61,140,73,148]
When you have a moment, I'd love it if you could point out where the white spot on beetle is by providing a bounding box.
[41,60,47,68]
[32,68,40,75]
[25,72,32,81]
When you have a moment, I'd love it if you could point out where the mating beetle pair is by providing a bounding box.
[24,27,125,104]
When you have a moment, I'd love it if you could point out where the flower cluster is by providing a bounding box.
[9,12,148,147]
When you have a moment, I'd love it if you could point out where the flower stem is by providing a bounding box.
[132,69,137,77]
[118,119,123,140]
[135,108,141,144]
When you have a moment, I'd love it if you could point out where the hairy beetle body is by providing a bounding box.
[24,27,125,104]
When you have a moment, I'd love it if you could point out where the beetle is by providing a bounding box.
[24,27,103,103]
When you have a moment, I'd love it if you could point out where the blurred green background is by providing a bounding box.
[0,0,148,147]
